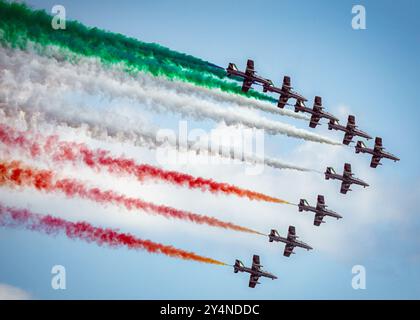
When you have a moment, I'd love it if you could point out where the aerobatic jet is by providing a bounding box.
[328,115,372,145]
[233,255,277,288]
[325,163,369,194]
[355,137,400,168]
[298,195,342,226]
[294,96,338,128]
[226,59,272,92]
[262,76,307,109]
[268,226,313,257]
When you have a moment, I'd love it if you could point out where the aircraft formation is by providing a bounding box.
[226,59,400,288]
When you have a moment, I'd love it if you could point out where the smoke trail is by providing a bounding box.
[0,0,276,103]
[0,203,226,265]
[0,160,262,235]
[17,40,308,120]
[0,104,315,172]
[0,46,340,145]
[170,77,309,120]
[0,1,221,76]
[0,123,290,204]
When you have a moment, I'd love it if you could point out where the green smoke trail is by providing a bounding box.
[0,0,277,103]
[0,1,219,75]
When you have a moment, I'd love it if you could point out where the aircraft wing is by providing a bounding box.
[277,94,289,108]
[245,59,255,76]
[343,132,354,145]
[241,79,253,92]
[251,255,261,271]
[370,155,381,168]
[340,181,351,194]
[347,115,356,128]
[287,226,296,241]
[313,104,322,113]
[248,274,260,288]
[374,137,383,152]
[344,163,352,177]
[316,195,325,210]
[309,114,321,128]
[314,213,324,226]
[283,243,295,257]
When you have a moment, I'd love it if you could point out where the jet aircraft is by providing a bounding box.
[234,255,277,288]
[325,163,369,194]
[298,195,342,226]
[268,226,313,256]
[328,115,372,145]
[294,96,338,128]
[226,59,272,92]
[355,137,400,168]
[263,76,307,108]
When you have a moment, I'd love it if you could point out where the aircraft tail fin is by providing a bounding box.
[227,63,238,72]
[298,199,305,211]
[294,99,304,112]
[355,141,366,153]
[234,259,242,273]
[325,167,333,176]
[268,229,278,242]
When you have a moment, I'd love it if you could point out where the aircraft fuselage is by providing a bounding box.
[270,235,313,251]
[299,204,342,220]
[326,172,369,188]
[328,122,372,140]
[295,105,338,121]
[226,69,271,86]
[357,147,400,162]
[235,266,277,280]
[264,85,307,102]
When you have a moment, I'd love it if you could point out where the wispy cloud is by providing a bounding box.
[0,283,32,300]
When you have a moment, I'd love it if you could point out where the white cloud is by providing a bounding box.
[0,284,32,300]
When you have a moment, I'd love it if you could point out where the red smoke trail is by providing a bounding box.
[0,203,226,265]
[0,123,288,204]
[0,160,262,235]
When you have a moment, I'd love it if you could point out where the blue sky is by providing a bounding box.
[0,0,419,299]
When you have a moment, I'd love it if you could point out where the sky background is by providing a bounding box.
[0,0,419,299]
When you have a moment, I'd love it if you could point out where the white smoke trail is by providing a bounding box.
[21,40,310,120]
[0,46,340,145]
[0,100,314,173]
